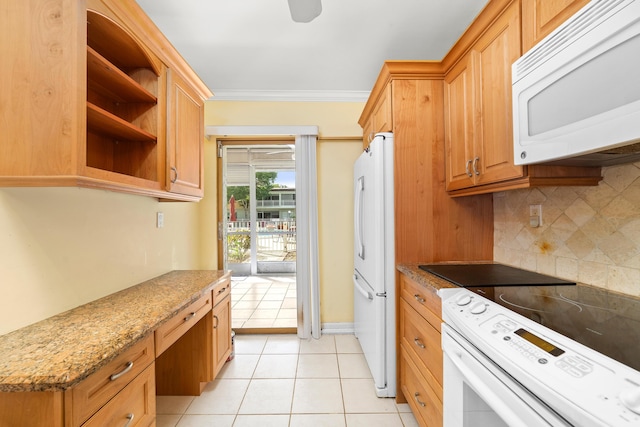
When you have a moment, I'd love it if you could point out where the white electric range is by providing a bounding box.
[423,264,640,427]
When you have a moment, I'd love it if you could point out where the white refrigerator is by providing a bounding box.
[353,132,395,397]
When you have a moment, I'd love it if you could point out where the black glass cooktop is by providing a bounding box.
[419,264,640,371]
[470,284,640,372]
[419,263,575,287]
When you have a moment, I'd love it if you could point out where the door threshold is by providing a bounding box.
[234,327,297,335]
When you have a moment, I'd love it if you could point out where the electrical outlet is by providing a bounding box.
[157,212,164,228]
[529,204,542,228]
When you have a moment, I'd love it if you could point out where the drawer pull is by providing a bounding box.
[217,286,228,295]
[413,338,426,349]
[184,312,196,322]
[110,361,133,381]
[413,294,425,304]
[414,392,427,407]
[213,314,219,329]
[124,413,134,427]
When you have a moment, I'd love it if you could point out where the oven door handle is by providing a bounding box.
[445,342,537,427]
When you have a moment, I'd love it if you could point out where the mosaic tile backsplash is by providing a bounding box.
[494,162,640,297]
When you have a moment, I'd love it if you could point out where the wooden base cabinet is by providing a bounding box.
[82,363,155,427]
[0,0,210,201]
[0,336,156,427]
[212,279,233,378]
[399,273,443,427]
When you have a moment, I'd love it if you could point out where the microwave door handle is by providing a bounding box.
[445,346,532,426]
[353,275,373,300]
[355,176,365,260]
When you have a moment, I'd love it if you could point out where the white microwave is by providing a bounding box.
[512,0,640,166]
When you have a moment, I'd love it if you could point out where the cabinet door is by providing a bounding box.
[212,296,232,378]
[372,84,393,134]
[473,0,523,186]
[167,69,204,198]
[444,53,475,191]
[362,117,374,149]
[522,0,590,53]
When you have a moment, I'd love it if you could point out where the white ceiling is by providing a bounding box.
[135,0,489,101]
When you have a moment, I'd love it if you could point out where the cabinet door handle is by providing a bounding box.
[472,156,480,175]
[414,338,426,349]
[413,294,425,304]
[124,413,134,427]
[414,392,427,407]
[184,312,196,322]
[170,166,178,183]
[213,314,219,329]
[465,159,473,177]
[110,361,133,381]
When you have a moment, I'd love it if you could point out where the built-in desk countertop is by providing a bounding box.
[0,270,230,393]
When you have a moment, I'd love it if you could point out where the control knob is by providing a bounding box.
[620,386,640,415]
[470,302,487,315]
[455,294,472,306]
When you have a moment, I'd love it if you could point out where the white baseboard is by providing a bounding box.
[321,322,354,334]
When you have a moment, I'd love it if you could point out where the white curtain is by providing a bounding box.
[295,134,321,339]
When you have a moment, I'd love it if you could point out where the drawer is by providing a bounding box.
[69,334,154,427]
[400,300,443,400]
[400,350,442,427]
[82,362,156,427]
[155,292,212,356]
[400,274,442,332]
[212,278,231,307]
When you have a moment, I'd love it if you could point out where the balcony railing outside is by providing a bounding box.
[254,199,296,208]
[227,220,296,264]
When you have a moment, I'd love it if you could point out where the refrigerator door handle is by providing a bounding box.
[355,176,365,260]
[353,275,373,300]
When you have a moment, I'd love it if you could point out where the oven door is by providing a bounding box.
[442,324,571,427]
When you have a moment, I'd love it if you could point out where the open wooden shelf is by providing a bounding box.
[87,46,157,103]
[87,102,157,142]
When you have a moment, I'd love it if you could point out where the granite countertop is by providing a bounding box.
[397,263,460,293]
[0,270,230,393]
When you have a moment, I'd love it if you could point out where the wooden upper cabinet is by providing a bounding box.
[472,2,523,186]
[0,0,211,201]
[444,53,476,190]
[445,0,522,192]
[443,0,601,196]
[167,69,204,198]
[522,0,590,53]
[361,83,393,149]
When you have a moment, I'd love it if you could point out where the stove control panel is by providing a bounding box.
[440,287,640,427]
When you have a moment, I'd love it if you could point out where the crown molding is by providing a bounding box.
[208,89,370,102]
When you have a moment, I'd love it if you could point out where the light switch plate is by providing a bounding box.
[157,212,164,228]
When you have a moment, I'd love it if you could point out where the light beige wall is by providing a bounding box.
[494,162,640,297]
[204,100,365,323]
[198,140,220,270]
[317,139,363,322]
[0,187,201,334]
[205,100,364,137]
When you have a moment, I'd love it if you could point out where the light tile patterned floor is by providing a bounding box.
[157,334,419,427]
[231,275,297,329]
